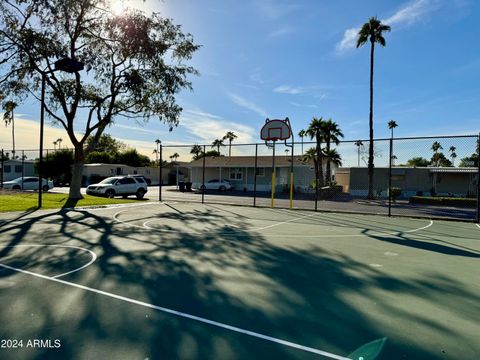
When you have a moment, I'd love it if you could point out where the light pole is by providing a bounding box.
[38,58,84,208]
[155,139,161,201]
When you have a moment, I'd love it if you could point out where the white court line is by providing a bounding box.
[113,209,434,238]
[0,244,97,278]
[0,263,350,360]
[476,224,480,229]
[253,213,318,231]
[404,220,433,233]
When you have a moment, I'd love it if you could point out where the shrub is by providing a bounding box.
[390,187,402,202]
[409,196,476,207]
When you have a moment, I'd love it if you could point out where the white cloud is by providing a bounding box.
[384,0,438,26]
[228,93,268,118]
[0,117,76,151]
[273,85,306,95]
[336,27,360,52]
[180,109,256,144]
[336,0,440,53]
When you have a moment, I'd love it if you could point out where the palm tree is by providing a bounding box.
[56,138,63,149]
[431,141,443,166]
[387,120,398,138]
[302,148,318,172]
[298,129,306,155]
[211,139,224,154]
[322,119,343,185]
[354,140,363,167]
[223,131,237,157]
[190,144,202,160]
[153,149,159,163]
[357,17,391,199]
[3,101,18,159]
[170,152,179,162]
[323,148,342,168]
[305,117,326,209]
[449,146,457,166]
[53,140,58,150]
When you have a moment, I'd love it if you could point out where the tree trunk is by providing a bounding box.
[12,111,15,159]
[326,141,331,185]
[229,140,232,157]
[69,146,85,199]
[367,41,375,199]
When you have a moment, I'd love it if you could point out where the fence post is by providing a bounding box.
[253,143,258,207]
[476,133,480,223]
[0,149,3,188]
[159,144,162,202]
[22,150,25,190]
[202,145,206,204]
[388,138,393,217]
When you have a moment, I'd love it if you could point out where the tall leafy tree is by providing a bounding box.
[0,0,199,199]
[2,101,17,158]
[321,119,343,185]
[357,17,391,199]
[223,131,237,157]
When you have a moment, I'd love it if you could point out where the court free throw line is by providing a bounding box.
[0,263,350,360]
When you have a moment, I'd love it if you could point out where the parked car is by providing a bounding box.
[199,179,233,191]
[130,175,152,185]
[86,175,148,199]
[1,177,54,192]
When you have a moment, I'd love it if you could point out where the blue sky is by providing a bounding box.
[1,0,479,162]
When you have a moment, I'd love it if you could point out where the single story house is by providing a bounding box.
[1,159,36,181]
[188,156,338,192]
[336,167,478,198]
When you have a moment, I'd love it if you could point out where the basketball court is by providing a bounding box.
[1,201,479,359]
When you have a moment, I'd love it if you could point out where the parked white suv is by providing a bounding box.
[86,176,148,199]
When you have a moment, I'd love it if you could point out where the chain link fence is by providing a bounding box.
[2,134,479,222]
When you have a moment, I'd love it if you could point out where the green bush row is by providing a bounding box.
[409,196,477,207]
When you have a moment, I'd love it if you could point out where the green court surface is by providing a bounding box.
[0,203,479,360]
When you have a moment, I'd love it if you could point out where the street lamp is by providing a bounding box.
[38,58,84,207]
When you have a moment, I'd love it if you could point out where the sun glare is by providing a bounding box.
[111,0,127,16]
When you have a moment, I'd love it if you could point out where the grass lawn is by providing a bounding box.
[0,191,141,212]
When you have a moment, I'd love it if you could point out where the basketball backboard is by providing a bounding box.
[260,118,292,142]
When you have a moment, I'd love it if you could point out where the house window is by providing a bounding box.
[229,168,243,180]
[15,165,22,173]
[255,168,265,177]
[4,165,11,173]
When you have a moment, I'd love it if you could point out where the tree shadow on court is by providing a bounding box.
[1,207,479,359]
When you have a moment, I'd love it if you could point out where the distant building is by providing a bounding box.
[1,159,36,181]
[337,167,478,198]
[187,156,337,192]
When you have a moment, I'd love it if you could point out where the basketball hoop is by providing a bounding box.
[261,118,292,146]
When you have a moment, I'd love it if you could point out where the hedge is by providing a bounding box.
[409,196,477,207]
